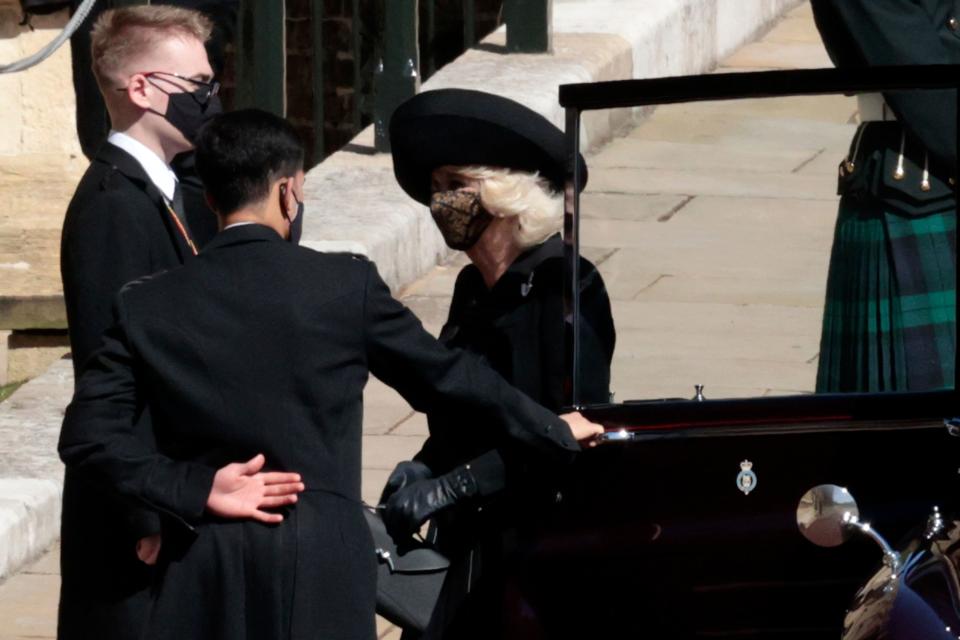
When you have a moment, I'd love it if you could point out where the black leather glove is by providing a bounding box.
[378,460,433,507]
[383,464,479,542]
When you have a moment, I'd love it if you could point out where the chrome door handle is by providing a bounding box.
[595,429,636,444]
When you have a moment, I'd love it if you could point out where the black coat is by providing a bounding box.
[58,224,581,640]
[58,142,204,640]
[810,0,960,172]
[414,235,615,639]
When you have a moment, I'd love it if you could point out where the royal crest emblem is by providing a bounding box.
[736,460,757,495]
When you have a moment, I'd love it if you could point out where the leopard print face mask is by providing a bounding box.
[429,190,494,250]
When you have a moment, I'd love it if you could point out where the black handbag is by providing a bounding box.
[363,507,449,633]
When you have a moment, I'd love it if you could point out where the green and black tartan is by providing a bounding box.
[817,122,956,392]
[816,195,956,392]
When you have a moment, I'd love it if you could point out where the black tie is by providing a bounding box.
[171,182,189,229]
[168,182,198,255]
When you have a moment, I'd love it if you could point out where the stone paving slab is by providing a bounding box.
[0,570,59,639]
[764,13,822,44]
[391,413,430,438]
[587,164,845,200]
[604,270,829,307]
[614,327,820,363]
[361,435,430,471]
[609,298,824,336]
[0,359,72,482]
[662,95,855,124]
[630,111,855,148]
[722,40,833,69]
[580,193,691,222]
[612,354,818,400]
[590,137,819,174]
[0,359,70,584]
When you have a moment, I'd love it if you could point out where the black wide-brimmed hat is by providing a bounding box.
[389,88,588,206]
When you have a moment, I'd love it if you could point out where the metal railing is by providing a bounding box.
[225,0,552,156]
[373,0,420,151]
[504,0,552,53]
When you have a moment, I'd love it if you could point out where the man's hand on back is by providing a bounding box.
[207,454,305,524]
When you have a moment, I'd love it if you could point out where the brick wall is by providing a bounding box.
[278,0,503,167]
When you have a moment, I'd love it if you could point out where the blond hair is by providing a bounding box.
[455,166,563,249]
[90,6,212,90]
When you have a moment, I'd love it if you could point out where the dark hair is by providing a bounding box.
[195,109,304,215]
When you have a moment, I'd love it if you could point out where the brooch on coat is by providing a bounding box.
[521,272,535,297]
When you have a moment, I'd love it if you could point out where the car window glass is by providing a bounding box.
[573,93,956,402]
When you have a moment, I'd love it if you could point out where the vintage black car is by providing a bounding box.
[506,66,960,639]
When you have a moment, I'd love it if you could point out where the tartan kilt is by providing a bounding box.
[816,197,956,392]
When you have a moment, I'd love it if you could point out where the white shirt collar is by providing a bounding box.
[106,131,178,202]
[223,221,258,230]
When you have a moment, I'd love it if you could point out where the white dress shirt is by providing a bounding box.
[106,130,179,202]
[223,221,258,231]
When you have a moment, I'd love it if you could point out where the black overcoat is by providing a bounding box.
[58,224,581,640]
[810,0,959,172]
[414,234,616,639]
[58,142,201,640]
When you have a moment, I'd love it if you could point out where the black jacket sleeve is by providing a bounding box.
[58,294,217,529]
[811,0,958,171]
[416,260,616,498]
[61,188,165,540]
[62,190,157,372]
[362,262,581,463]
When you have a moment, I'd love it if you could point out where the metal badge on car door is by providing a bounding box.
[737,460,757,495]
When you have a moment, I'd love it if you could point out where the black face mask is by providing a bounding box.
[163,91,222,143]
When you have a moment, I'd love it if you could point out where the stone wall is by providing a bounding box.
[0,5,81,158]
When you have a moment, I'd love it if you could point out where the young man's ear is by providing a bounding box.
[278,181,293,220]
[125,73,153,111]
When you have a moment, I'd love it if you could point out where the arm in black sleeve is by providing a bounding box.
[362,262,580,463]
[812,0,957,170]
[58,294,217,530]
[422,262,618,500]
[61,190,164,540]
[62,191,158,372]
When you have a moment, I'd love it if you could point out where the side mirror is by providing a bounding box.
[797,484,901,575]
[796,484,860,548]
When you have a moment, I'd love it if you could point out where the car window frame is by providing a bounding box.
[559,65,960,430]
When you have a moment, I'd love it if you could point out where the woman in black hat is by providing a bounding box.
[379,89,616,639]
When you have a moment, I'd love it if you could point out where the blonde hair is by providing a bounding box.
[455,166,563,249]
[91,6,213,90]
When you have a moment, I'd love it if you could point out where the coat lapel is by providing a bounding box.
[94,143,195,263]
